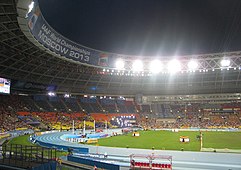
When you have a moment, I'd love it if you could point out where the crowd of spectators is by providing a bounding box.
[0,94,240,132]
[139,110,240,129]
[0,103,31,132]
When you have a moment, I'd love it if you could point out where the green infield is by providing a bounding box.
[97,130,241,151]
[8,135,35,146]
[202,131,241,149]
[98,130,201,151]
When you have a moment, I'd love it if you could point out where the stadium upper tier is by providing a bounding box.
[0,0,241,95]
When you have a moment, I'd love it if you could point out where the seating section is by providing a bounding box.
[125,101,136,113]
[91,113,109,121]
[64,97,82,112]
[34,96,53,112]
[18,115,40,125]
[140,104,151,114]
[100,99,117,113]
[48,97,67,112]
[0,94,241,131]
[79,97,103,113]
[19,96,39,111]
[116,100,128,113]
[0,95,31,131]
[1,95,145,114]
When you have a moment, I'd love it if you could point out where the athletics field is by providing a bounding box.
[97,130,241,151]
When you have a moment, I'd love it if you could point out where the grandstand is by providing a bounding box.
[0,91,240,133]
[0,0,241,170]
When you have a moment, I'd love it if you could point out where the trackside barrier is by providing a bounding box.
[130,154,172,170]
[67,155,120,170]
[32,161,57,170]
[133,162,172,169]
[35,139,89,154]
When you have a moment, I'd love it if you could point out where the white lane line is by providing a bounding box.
[173,161,241,168]
[172,167,213,170]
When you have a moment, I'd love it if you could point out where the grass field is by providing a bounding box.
[8,135,36,146]
[97,130,241,151]
[202,131,241,149]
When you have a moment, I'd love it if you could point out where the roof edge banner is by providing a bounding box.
[27,0,116,68]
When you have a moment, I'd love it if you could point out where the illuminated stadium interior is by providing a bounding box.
[0,0,241,96]
[0,0,241,170]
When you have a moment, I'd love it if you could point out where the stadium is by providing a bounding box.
[0,0,241,170]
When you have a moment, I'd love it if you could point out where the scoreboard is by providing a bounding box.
[0,77,11,94]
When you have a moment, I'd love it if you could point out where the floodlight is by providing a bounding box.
[28,1,34,14]
[64,93,70,98]
[220,59,230,67]
[115,59,125,70]
[149,60,162,74]
[188,60,198,70]
[48,92,56,96]
[132,60,143,72]
[168,59,181,73]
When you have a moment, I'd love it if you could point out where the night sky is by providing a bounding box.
[38,0,241,56]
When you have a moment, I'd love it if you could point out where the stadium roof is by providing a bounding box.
[0,0,241,96]
[39,0,241,56]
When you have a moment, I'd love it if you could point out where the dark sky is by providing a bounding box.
[38,0,241,56]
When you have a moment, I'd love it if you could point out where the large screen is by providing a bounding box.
[0,77,11,94]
